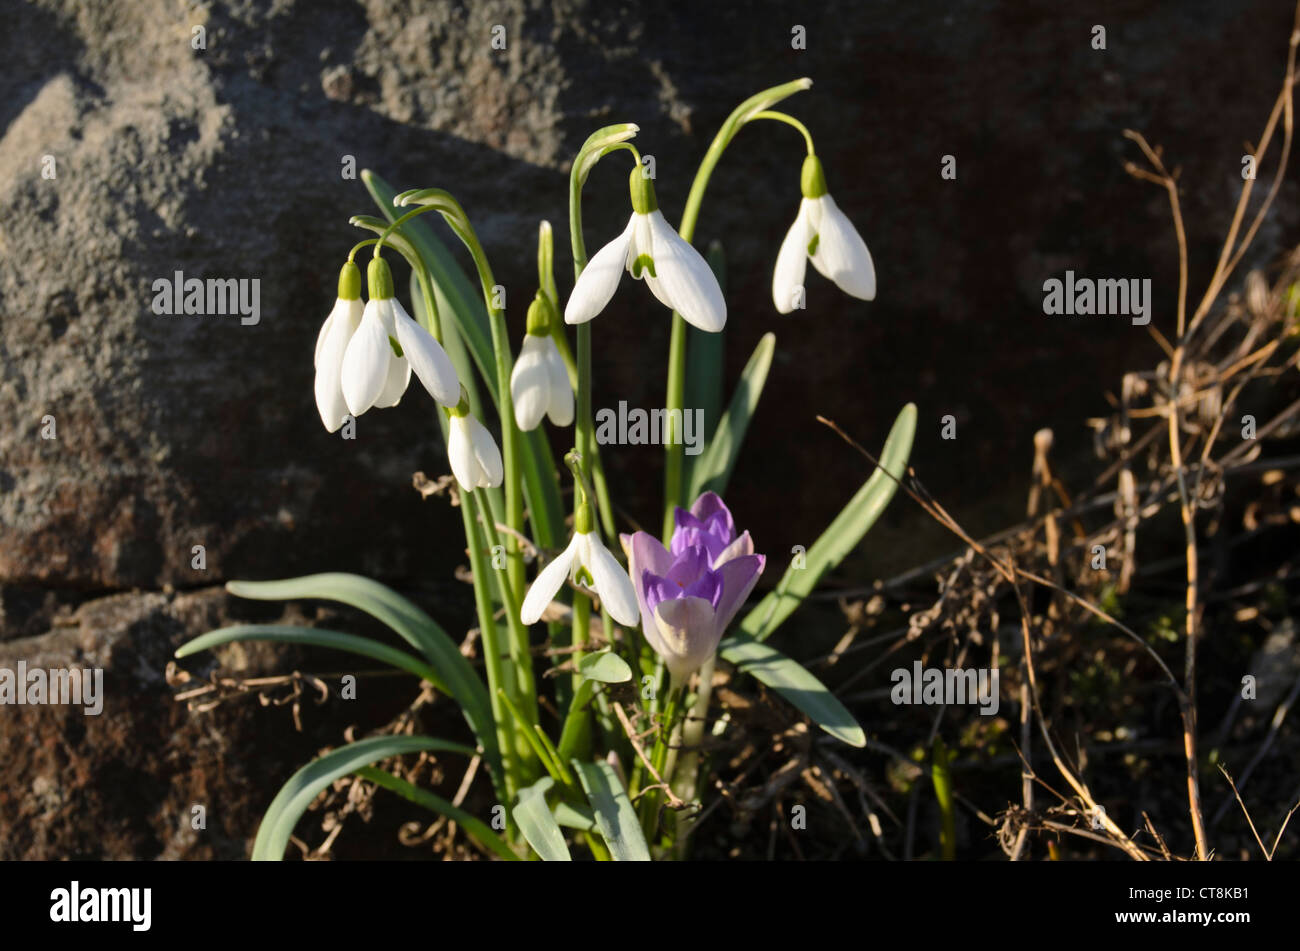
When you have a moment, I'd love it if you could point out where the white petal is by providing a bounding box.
[653,598,721,679]
[340,302,392,416]
[581,533,640,627]
[372,352,410,408]
[468,416,504,488]
[447,417,477,490]
[628,213,655,275]
[510,335,551,431]
[544,339,574,427]
[565,216,635,324]
[808,194,876,301]
[521,535,581,625]
[314,312,333,368]
[392,300,461,406]
[314,299,362,431]
[642,211,726,332]
[772,203,813,314]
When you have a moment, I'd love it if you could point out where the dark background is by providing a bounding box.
[0,0,1296,858]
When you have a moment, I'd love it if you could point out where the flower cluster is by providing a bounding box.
[313,256,503,492]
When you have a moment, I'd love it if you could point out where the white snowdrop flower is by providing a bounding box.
[520,503,639,628]
[314,261,364,432]
[565,165,726,333]
[340,256,461,418]
[446,390,504,491]
[510,294,574,431]
[772,154,876,314]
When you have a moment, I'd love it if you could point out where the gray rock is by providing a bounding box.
[3,0,1294,593]
[1,0,1296,858]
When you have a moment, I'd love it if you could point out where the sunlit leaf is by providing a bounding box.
[572,760,650,861]
[513,777,572,861]
[717,633,865,747]
[252,735,475,860]
[175,624,440,685]
[226,573,499,780]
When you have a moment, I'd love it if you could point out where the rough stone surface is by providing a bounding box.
[1,0,1297,857]
[0,584,470,859]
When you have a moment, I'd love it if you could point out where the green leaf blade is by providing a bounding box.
[252,735,474,860]
[572,760,651,861]
[225,573,500,782]
[513,777,572,861]
[175,624,441,685]
[718,633,865,747]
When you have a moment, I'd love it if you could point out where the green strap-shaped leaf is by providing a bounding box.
[687,332,776,501]
[252,735,475,860]
[553,800,597,831]
[572,760,651,861]
[226,573,499,781]
[717,633,865,747]
[739,402,917,641]
[356,766,518,861]
[175,624,441,684]
[513,777,572,861]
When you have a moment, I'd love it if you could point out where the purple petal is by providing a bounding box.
[641,570,679,617]
[671,525,729,564]
[627,531,673,656]
[713,554,765,634]
[680,566,723,609]
[665,545,710,588]
[671,505,697,540]
[689,491,735,539]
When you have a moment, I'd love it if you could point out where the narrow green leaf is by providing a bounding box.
[252,735,474,860]
[553,800,596,831]
[175,624,441,685]
[556,679,597,764]
[513,777,572,861]
[226,573,500,781]
[687,332,776,501]
[717,633,865,747]
[577,650,633,684]
[572,760,651,861]
[356,766,519,861]
[739,402,917,641]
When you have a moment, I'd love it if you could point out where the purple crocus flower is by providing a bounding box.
[670,491,757,567]
[622,493,764,680]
